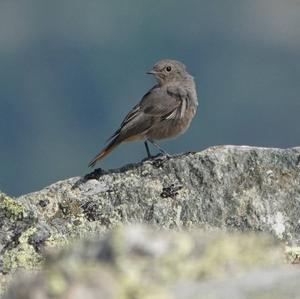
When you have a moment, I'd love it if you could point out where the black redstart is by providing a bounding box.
[89,59,198,167]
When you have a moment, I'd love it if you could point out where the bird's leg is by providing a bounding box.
[148,139,170,157]
[144,140,152,158]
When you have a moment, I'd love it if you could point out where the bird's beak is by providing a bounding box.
[146,70,156,75]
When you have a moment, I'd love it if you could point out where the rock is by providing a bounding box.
[18,145,300,240]
[1,145,300,294]
[173,268,300,299]
[0,191,40,292]
[2,226,299,299]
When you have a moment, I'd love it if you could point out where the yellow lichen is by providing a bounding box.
[46,271,68,297]
[2,228,42,273]
[285,246,300,264]
[0,194,24,220]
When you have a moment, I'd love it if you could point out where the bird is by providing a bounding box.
[88,59,198,167]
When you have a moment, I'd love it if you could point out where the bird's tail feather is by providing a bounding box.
[88,138,121,167]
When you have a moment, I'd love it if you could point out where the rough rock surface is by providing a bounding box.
[1,145,300,295]
[18,145,300,239]
[3,226,300,299]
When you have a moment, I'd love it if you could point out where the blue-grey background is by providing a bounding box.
[1,0,300,196]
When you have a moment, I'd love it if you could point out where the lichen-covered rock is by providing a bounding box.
[1,145,300,294]
[0,191,40,293]
[2,226,298,299]
[18,145,300,241]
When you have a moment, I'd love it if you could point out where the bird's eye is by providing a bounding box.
[166,66,172,72]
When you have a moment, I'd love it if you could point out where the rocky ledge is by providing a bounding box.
[1,145,300,297]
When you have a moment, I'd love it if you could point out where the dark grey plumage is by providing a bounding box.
[89,59,198,167]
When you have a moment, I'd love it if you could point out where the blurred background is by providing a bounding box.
[0,0,299,196]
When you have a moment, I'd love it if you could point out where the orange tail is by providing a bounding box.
[88,139,121,167]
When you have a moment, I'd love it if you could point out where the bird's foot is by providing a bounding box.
[150,153,171,167]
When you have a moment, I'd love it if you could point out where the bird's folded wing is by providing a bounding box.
[106,85,189,142]
[140,85,188,119]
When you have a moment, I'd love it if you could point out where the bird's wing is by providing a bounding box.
[106,85,189,142]
[140,84,188,119]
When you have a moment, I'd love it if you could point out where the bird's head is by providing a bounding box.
[147,59,190,85]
